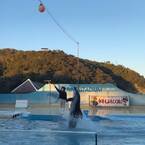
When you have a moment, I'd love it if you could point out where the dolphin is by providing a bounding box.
[68,87,83,128]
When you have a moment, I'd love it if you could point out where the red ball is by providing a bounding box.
[39,3,45,13]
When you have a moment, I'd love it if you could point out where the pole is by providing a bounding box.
[77,42,80,89]
[44,80,51,105]
[95,133,97,145]
[49,81,51,104]
[48,80,51,105]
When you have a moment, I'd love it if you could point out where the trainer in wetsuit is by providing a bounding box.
[54,85,67,109]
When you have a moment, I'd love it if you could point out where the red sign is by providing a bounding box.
[90,95,129,107]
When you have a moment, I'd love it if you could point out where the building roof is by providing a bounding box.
[11,79,41,93]
[38,83,122,92]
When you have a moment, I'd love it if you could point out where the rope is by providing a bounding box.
[37,0,43,3]
[37,0,79,45]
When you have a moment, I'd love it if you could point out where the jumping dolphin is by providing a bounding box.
[68,87,83,128]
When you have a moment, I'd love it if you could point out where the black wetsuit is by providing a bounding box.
[55,86,67,101]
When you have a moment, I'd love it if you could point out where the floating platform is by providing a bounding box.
[0,111,24,119]
[22,114,65,122]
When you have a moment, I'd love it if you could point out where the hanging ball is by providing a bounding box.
[39,3,45,13]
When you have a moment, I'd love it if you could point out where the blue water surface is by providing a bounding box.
[0,110,145,145]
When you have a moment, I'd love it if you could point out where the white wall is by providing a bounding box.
[38,84,145,106]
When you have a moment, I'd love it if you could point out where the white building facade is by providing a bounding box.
[38,83,145,106]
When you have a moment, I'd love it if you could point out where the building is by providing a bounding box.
[0,83,145,106]
[11,79,43,93]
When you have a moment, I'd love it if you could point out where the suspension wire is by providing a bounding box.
[37,0,43,4]
[37,0,79,45]
[46,9,79,45]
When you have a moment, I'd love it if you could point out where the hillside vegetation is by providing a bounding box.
[0,48,145,93]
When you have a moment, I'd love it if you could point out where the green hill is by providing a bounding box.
[0,48,145,93]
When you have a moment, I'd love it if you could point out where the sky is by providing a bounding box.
[0,0,145,76]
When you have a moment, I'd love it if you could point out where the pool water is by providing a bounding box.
[0,117,95,145]
[1,106,145,145]
[98,115,145,145]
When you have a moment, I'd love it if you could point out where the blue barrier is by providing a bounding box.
[0,92,58,104]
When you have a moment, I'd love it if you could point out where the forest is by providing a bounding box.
[0,48,145,94]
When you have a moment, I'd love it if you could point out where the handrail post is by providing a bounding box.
[95,133,97,145]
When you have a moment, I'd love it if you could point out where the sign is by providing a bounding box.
[15,100,29,108]
[89,96,129,107]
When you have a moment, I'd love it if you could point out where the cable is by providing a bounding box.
[37,0,79,45]
[37,0,43,4]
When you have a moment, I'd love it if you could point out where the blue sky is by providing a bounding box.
[0,0,145,76]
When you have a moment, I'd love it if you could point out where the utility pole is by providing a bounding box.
[44,80,51,105]
[77,42,80,89]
